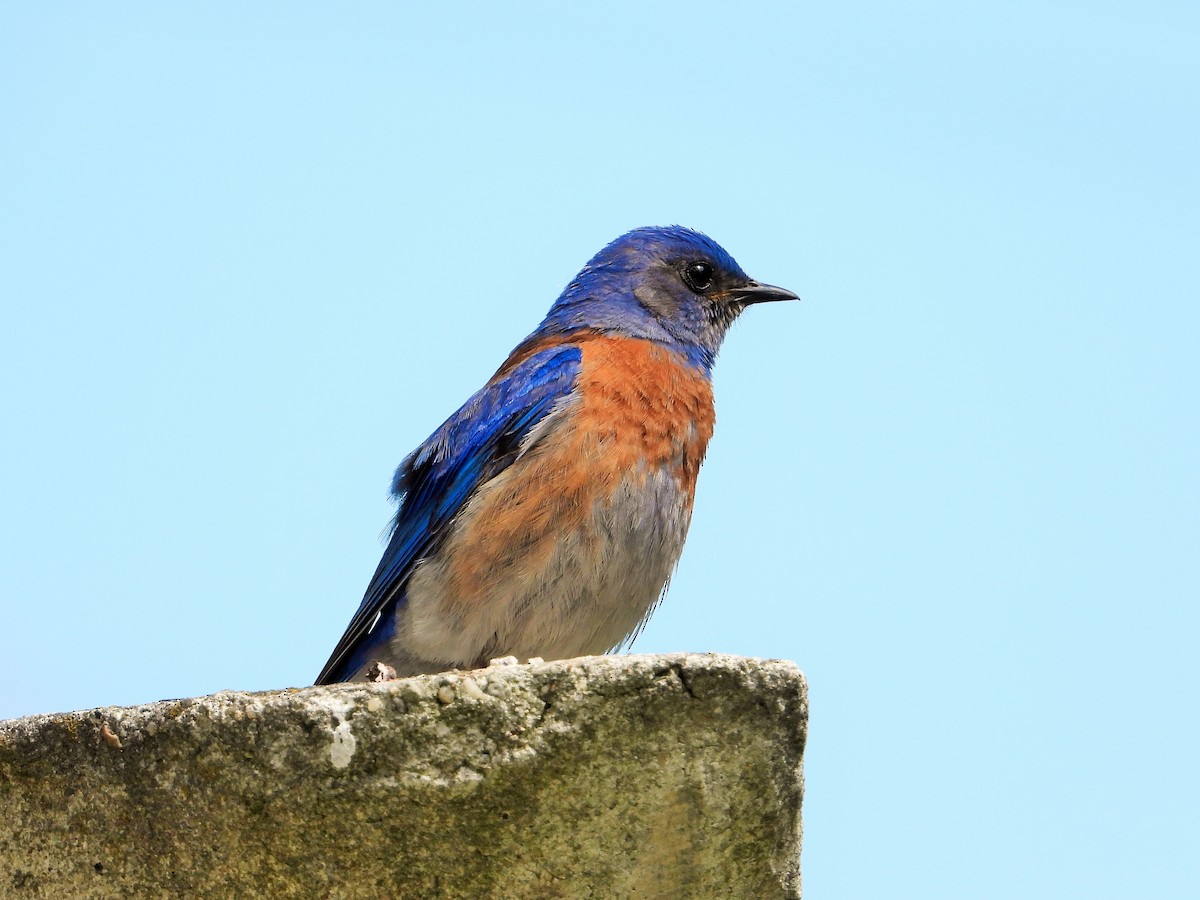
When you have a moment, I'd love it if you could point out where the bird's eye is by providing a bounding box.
[683,261,715,293]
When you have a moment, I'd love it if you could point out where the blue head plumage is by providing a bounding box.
[535,226,795,371]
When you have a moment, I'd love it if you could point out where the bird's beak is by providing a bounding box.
[731,281,801,304]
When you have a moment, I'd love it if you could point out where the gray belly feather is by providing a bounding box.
[382,466,693,674]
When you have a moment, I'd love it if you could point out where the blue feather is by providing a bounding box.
[315,344,581,683]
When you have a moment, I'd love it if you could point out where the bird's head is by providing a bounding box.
[539,226,798,372]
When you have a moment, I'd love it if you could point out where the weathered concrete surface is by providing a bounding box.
[0,653,806,898]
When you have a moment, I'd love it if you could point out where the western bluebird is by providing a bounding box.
[316,226,797,684]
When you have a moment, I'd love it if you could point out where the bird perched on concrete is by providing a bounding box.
[316,226,797,684]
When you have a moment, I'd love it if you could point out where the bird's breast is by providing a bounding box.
[571,335,716,492]
[399,336,716,666]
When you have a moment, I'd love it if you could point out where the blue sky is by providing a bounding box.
[2,3,1196,897]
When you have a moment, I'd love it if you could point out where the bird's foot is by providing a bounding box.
[365,661,398,682]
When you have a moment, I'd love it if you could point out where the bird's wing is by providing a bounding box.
[314,344,582,684]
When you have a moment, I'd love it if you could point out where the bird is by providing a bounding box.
[315,226,798,685]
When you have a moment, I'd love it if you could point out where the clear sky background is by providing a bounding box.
[2,3,1196,897]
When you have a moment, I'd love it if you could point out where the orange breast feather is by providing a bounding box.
[433,335,714,614]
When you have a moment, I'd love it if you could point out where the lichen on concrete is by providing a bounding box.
[0,653,807,898]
